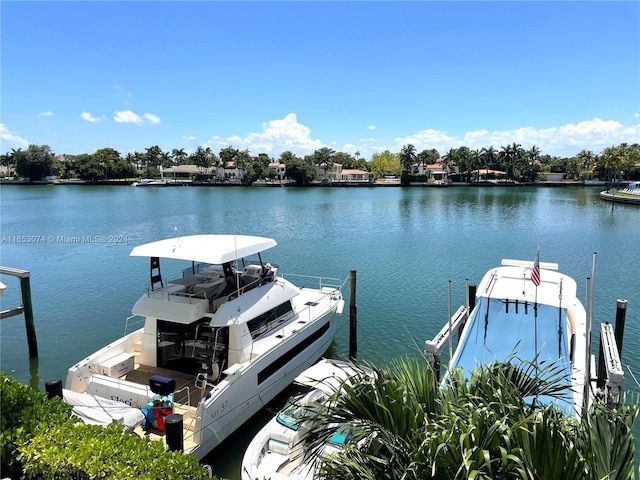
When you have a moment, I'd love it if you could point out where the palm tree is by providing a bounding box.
[527,145,541,182]
[172,148,188,165]
[302,357,638,480]
[314,147,336,180]
[600,146,625,188]
[399,144,417,173]
[575,150,595,180]
[511,142,525,181]
[499,144,514,180]
[443,147,456,177]
[481,145,497,179]
[471,149,481,182]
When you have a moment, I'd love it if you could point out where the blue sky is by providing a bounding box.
[2,1,639,159]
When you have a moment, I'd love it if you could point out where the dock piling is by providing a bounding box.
[165,414,184,452]
[45,378,63,399]
[0,266,38,358]
[614,299,627,358]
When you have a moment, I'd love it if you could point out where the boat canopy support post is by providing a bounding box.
[424,305,468,379]
[349,270,357,360]
[150,257,163,290]
[0,266,38,358]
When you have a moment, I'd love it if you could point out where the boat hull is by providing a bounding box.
[192,311,337,459]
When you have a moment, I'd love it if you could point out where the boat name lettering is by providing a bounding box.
[109,395,133,406]
[211,400,229,419]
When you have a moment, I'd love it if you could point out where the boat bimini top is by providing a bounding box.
[130,234,278,265]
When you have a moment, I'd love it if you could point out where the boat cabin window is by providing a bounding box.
[157,319,228,377]
[247,301,294,339]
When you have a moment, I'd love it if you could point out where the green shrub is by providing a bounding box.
[18,422,211,479]
[1,373,212,479]
[1,373,75,478]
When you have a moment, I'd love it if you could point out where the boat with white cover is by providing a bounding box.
[65,234,344,459]
[131,178,168,187]
[426,255,624,419]
[241,358,371,480]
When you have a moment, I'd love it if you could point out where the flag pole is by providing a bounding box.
[532,247,541,358]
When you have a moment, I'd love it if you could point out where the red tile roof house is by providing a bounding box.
[314,163,370,184]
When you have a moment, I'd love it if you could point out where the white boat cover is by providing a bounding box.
[294,359,368,394]
[63,389,145,429]
[130,234,277,265]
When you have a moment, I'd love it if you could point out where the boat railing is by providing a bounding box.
[124,314,145,336]
[278,273,342,291]
[424,305,469,378]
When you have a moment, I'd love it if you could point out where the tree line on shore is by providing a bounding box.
[2,142,639,185]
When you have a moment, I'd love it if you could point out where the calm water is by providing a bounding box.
[1,184,639,477]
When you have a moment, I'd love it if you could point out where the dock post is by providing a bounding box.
[1,267,39,359]
[349,270,357,360]
[464,284,476,338]
[20,275,38,358]
[614,299,627,358]
[467,284,477,312]
[165,414,184,452]
[45,379,63,399]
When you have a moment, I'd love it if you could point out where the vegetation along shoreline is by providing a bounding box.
[2,142,638,188]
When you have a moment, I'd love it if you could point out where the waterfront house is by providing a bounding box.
[268,161,286,180]
[163,164,202,180]
[219,161,244,183]
[315,163,370,184]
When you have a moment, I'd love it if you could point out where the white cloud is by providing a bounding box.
[0,124,29,150]
[205,113,324,156]
[37,111,54,117]
[634,112,639,119]
[367,125,376,130]
[392,118,640,158]
[113,110,161,126]
[81,112,103,123]
[143,113,161,125]
[182,135,196,141]
[112,84,132,98]
[199,115,638,160]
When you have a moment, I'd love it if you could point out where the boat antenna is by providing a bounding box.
[558,278,563,358]
[173,226,181,248]
[234,234,241,311]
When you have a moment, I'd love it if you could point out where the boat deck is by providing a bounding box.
[451,296,575,415]
[124,364,205,407]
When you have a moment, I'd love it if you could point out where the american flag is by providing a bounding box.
[531,249,541,286]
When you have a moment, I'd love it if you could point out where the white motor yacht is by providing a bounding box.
[64,234,344,459]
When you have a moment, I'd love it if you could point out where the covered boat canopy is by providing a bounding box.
[450,296,574,415]
[294,359,373,395]
[130,234,277,265]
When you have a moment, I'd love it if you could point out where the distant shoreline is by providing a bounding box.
[0,179,616,188]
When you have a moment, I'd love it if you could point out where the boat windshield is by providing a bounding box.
[276,394,310,430]
[328,424,352,446]
[276,388,327,430]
